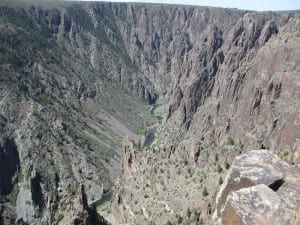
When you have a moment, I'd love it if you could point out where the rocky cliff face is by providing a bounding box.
[101,3,300,152]
[152,10,300,153]
[110,139,300,225]
[186,13,300,152]
[0,1,299,225]
[106,5,300,225]
[0,2,154,224]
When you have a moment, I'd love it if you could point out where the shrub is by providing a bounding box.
[25,200,31,205]
[184,158,188,165]
[219,177,223,185]
[177,215,183,224]
[202,187,208,197]
[227,137,235,145]
[217,164,223,173]
[187,208,192,218]
[196,219,204,225]
[166,221,173,225]
[194,210,201,220]
[225,160,230,169]
[215,153,219,162]
[57,213,64,222]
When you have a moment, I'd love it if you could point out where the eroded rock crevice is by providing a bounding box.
[0,138,20,196]
[30,170,44,209]
[268,179,284,192]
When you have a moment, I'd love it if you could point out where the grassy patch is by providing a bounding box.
[96,200,110,212]
[226,137,235,145]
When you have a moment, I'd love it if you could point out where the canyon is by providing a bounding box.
[0,1,299,225]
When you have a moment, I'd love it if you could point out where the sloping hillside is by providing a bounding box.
[0,2,299,225]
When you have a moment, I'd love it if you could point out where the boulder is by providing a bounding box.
[222,184,295,225]
[215,150,289,216]
[214,149,300,225]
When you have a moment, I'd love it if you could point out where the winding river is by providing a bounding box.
[92,104,163,211]
[143,104,163,147]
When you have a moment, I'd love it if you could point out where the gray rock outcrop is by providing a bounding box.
[222,184,296,225]
[121,137,136,181]
[214,150,300,225]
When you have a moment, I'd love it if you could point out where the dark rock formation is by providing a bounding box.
[0,138,20,196]
[30,170,44,209]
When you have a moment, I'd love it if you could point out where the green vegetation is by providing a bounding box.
[136,111,158,135]
[217,164,223,173]
[56,213,64,222]
[225,160,230,169]
[196,219,204,225]
[202,187,209,197]
[280,149,291,162]
[215,153,219,162]
[187,208,192,218]
[184,158,189,165]
[226,137,235,145]
[166,221,173,225]
[25,200,32,205]
[2,182,20,206]
[66,6,93,30]
[194,210,201,221]
[0,7,55,66]
[176,215,183,224]
[219,176,224,185]
[97,200,110,212]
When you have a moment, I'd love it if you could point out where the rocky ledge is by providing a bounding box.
[212,149,300,225]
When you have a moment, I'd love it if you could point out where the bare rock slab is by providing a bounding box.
[215,150,289,216]
[213,149,300,225]
[222,184,295,225]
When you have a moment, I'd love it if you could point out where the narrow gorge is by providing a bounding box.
[0,1,299,225]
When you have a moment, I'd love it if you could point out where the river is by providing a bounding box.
[143,104,163,147]
[92,104,163,211]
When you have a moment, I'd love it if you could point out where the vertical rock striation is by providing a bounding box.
[0,2,299,224]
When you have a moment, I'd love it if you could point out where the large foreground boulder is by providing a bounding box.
[213,149,300,225]
[222,184,296,225]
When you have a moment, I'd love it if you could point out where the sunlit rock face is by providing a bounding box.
[0,1,299,224]
[214,150,300,225]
